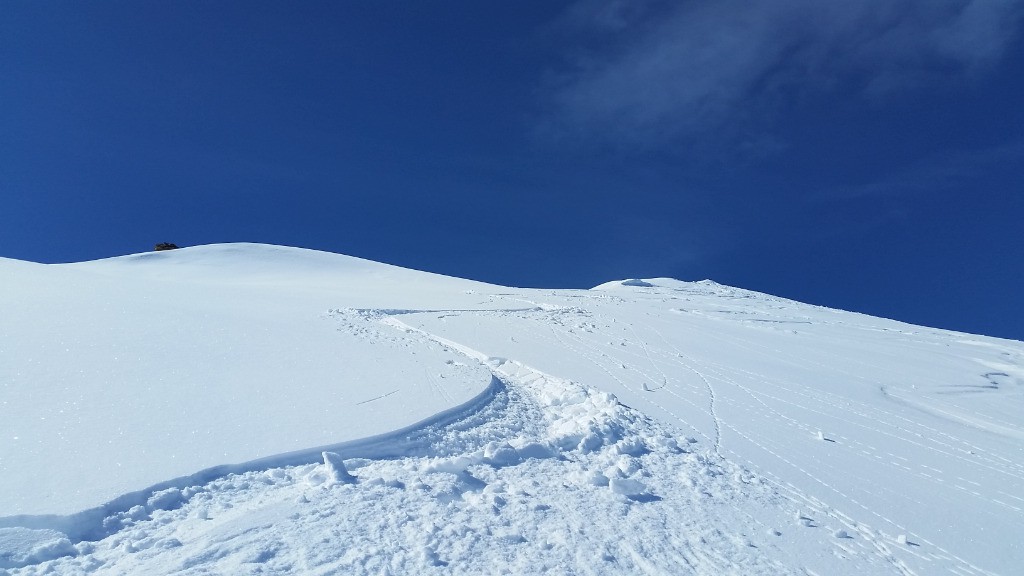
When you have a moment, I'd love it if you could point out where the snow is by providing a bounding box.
[319,452,356,485]
[2,243,1022,575]
[0,245,497,521]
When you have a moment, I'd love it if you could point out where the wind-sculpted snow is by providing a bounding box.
[2,244,1022,574]
[0,255,495,521]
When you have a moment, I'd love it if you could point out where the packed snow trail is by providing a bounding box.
[399,284,1024,575]
[3,314,892,575]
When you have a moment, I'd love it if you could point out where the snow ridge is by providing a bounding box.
[0,374,502,546]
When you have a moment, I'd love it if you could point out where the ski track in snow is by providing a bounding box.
[391,304,983,576]
[4,308,804,576]
[3,252,1022,576]
[530,315,922,574]
[388,292,1018,576]
[606,320,1007,575]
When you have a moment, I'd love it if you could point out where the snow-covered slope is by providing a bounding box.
[1,244,1021,575]
[1,245,500,518]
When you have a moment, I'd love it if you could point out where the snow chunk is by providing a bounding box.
[583,470,610,487]
[420,546,447,567]
[483,441,520,467]
[494,532,527,544]
[609,478,649,496]
[615,438,650,456]
[146,487,186,511]
[322,451,356,484]
[513,441,555,460]
[424,454,482,474]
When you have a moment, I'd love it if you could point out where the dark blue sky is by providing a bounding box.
[3,1,1023,340]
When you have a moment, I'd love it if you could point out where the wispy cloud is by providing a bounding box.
[823,139,1024,200]
[543,0,1024,148]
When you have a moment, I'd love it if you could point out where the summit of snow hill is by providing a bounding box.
[1,243,1022,575]
[65,242,502,290]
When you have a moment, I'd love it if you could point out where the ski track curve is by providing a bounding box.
[6,308,808,576]
[443,298,1007,576]
[406,304,931,574]
[7,288,1016,576]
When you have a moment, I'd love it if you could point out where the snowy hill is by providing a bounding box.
[1,243,1021,575]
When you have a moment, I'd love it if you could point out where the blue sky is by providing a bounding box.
[2,1,1023,340]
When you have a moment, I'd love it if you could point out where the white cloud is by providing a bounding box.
[545,0,1024,147]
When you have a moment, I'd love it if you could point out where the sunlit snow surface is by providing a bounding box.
[1,244,1022,575]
